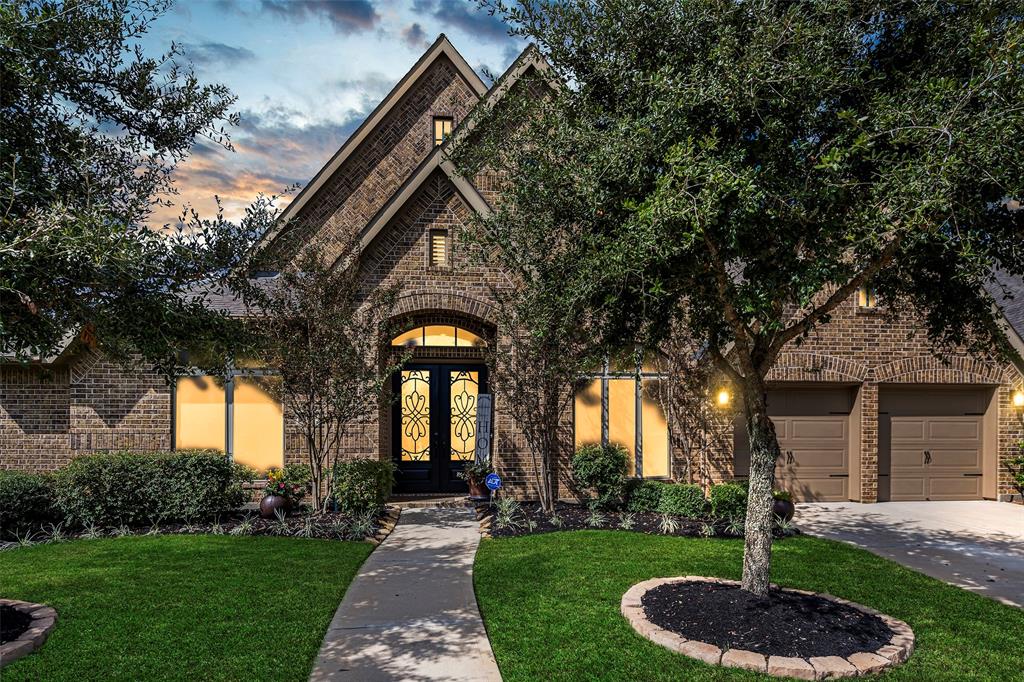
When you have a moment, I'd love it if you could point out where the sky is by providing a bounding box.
[142,0,525,226]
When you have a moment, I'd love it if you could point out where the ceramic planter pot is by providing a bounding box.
[260,494,292,519]
[467,478,490,501]
[773,498,795,522]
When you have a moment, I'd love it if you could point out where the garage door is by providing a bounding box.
[735,388,853,502]
[887,417,983,500]
[879,388,989,501]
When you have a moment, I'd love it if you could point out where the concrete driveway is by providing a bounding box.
[796,501,1024,607]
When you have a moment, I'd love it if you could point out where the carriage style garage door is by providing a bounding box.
[735,388,854,502]
[879,388,989,501]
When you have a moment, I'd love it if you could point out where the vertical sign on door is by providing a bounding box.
[475,394,492,463]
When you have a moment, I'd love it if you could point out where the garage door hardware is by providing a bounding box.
[785,450,795,465]
[962,473,983,477]
[924,450,932,464]
[829,474,849,478]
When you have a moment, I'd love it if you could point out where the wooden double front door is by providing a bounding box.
[391,363,488,493]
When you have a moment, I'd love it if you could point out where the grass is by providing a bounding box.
[0,535,373,681]
[475,532,1024,681]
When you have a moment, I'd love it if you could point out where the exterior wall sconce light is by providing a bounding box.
[1013,390,1024,408]
[716,389,731,407]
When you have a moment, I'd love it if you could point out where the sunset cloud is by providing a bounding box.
[182,41,256,67]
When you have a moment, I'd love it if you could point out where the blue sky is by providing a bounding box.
[144,0,524,225]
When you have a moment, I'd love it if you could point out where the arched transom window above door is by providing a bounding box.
[391,325,486,348]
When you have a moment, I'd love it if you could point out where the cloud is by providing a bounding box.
[183,42,256,67]
[401,22,430,50]
[151,104,364,227]
[259,0,380,34]
[412,0,510,42]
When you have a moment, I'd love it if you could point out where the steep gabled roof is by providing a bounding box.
[255,34,488,254]
[344,44,554,262]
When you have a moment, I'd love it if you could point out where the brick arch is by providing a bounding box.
[871,354,1008,384]
[390,290,497,334]
[767,352,868,383]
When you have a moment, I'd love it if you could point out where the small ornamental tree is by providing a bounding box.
[465,0,1024,594]
[246,246,402,512]
[486,284,602,512]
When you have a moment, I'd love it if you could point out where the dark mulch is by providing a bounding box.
[641,581,893,658]
[1,510,385,549]
[485,501,795,540]
[1,604,32,644]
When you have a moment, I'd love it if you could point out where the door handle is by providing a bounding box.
[924,450,932,464]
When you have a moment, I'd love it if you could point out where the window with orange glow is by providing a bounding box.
[572,356,670,478]
[390,325,485,348]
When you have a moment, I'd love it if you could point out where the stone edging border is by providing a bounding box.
[368,506,402,545]
[621,577,914,680]
[0,599,58,668]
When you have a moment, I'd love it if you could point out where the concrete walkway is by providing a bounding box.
[797,501,1024,607]
[310,506,502,682]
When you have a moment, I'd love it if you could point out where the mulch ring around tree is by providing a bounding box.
[0,507,401,549]
[481,501,796,540]
[1,604,31,644]
[622,577,915,679]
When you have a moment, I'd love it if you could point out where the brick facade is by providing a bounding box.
[2,38,1021,504]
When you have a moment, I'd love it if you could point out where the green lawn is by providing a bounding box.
[475,532,1023,681]
[0,535,372,681]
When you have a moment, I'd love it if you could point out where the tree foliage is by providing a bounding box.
[462,0,1024,594]
[0,0,265,373]
[245,246,402,513]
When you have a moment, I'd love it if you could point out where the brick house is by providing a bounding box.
[2,35,1023,504]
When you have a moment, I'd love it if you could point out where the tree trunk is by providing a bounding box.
[740,387,781,595]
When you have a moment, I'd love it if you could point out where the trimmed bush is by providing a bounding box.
[53,450,246,527]
[0,470,56,538]
[656,483,707,518]
[331,458,395,514]
[571,444,629,510]
[625,479,666,513]
[709,482,748,520]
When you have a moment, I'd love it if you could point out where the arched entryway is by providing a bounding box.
[386,313,494,494]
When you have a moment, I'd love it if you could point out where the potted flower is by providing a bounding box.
[458,458,494,501]
[260,466,307,519]
[772,489,795,522]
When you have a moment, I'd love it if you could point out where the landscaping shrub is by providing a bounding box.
[656,483,707,518]
[571,444,629,510]
[53,450,245,527]
[331,458,395,514]
[709,482,748,520]
[0,470,56,538]
[625,479,666,513]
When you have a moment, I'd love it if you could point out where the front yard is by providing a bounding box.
[475,532,1024,681]
[0,535,371,681]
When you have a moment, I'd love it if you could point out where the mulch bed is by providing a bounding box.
[0,604,31,644]
[641,581,894,659]
[485,501,796,540]
[1,509,389,548]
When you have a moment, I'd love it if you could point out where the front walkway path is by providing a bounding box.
[310,506,502,681]
[797,501,1024,607]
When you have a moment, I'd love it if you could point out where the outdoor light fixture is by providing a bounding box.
[716,389,731,407]
[1013,390,1024,408]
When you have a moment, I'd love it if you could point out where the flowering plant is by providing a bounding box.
[263,465,310,501]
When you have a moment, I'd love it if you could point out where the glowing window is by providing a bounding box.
[175,376,226,451]
[857,285,879,308]
[573,378,602,449]
[390,325,486,348]
[175,373,284,473]
[429,229,449,267]
[433,116,453,146]
[232,376,284,471]
[572,357,670,479]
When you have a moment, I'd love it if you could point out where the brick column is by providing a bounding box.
[859,382,879,503]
